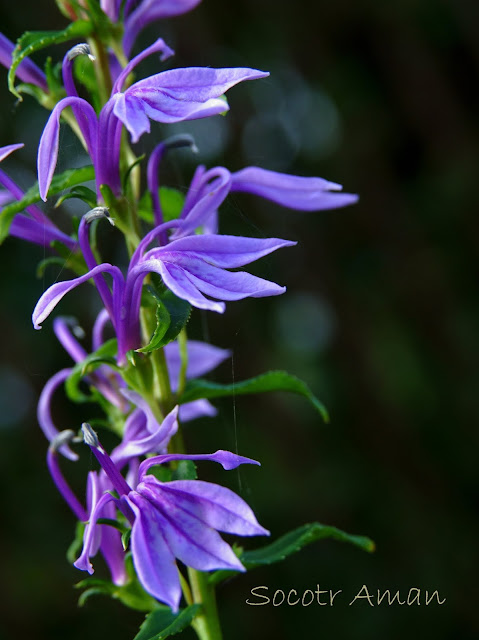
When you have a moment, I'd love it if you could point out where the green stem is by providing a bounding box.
[188,568,223,640]
[177,328,189,398]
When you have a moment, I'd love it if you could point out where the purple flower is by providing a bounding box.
[161,164,358,239]
[0,143,76,248]
[32,214,294,362]
[75,424,269,611]
[0,32,47,90]
[38,40,268,200]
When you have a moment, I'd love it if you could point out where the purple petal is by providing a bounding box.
[0,33,47,90]
[37,368,78,460]
[113,38,174,94]
[9,214,77,249]
[149,478,269,537]
[138,481,245,573]
[123,0,202,56]
[172,167,231,238]
[165,254,287,300]
[127,495,181,611]
[0,143,24,163]
[138,449,260,479]
[115,67,268,142]
[32,263,124,330]
[231,167,359,210]
[138,260,226,313]
[179,399,217,422]
[157,234,296,268]
[74,492,116,574]
[38,97,98,201]
[100,0,121,20]
[164,340,230,389]
[112,403,178,465]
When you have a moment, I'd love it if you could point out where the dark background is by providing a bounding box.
[0,0,478,639]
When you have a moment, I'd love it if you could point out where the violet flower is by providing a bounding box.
[38,39,268,200]
[0,143,76,248]
[158,163,359,239]
[32,214,294,362]
[0,32,47,90]
[75,424,269,611]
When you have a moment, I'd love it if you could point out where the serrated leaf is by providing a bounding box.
[65,338,118,403]
[180,371,329,422]
[8,21,93,99]
[209,522,375,586]
[133,605,201,640]
[0,165,95,244]
[136,296,171,354]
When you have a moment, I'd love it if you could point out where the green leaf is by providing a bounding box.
[8,21,93,98]
[0,165,95,244]
[171,460,197,481]
[137,289,191,354]
[66,520,85,564]
[180,371,329,422]
[65,338,118,403]
[55,186,97,209]
[210,522,375,586]
[36,256,68,278]
[159,187,185,222]
[133,605,201,640]
[76,555,159,612]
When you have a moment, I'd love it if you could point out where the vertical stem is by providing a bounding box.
[188,568,223,640]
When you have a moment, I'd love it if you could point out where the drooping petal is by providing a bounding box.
[38,369,78,460]
[37,96,98,201]
[9,214,77,249]
[114,67,269,143]
[74,492,117,574]
[171,166,231,238]
[0,143,24,163]
[138,449,260,480]
[179,399,217,422]
[231,167,359,211]
[145,477,269,537]
[111,402,178,465]
[112,38,174,94]
[137,259,226,313]
[123,0,201,56]
[165,254,287,301]
[139,482,245,573]
[154,234,296,268]
[127,495,181,611]
[32,263,124,330]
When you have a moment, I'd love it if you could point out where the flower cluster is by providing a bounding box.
[0,0,359,632]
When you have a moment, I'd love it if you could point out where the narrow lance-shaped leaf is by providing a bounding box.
[180,370,329,422]
[209,522,375,586]
[133,605,202,640]
[8,21,93,98]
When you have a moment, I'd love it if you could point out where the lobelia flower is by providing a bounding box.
[0,32,48,90]
[147,160,359,239]
[38,39,268,200]
[32,210,295,362]
[0,143,76,248]
[75,423,269,611]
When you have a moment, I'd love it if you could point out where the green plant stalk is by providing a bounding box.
[188,567,223,640]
